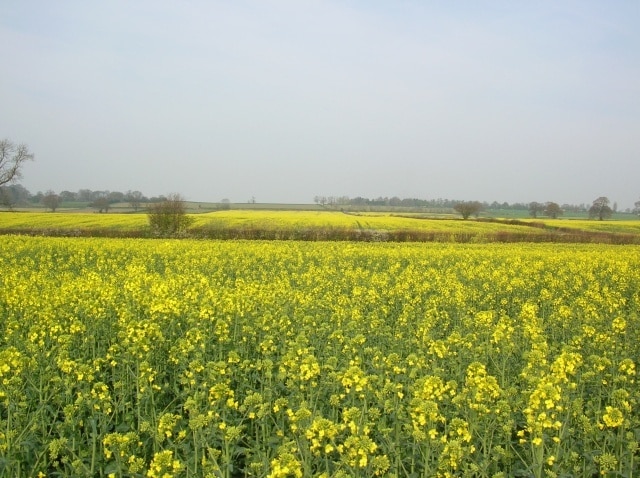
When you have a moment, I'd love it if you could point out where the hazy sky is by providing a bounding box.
[1,1,639,207]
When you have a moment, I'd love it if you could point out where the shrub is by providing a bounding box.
[146,193,193,236]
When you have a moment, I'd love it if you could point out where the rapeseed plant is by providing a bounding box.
[0,236,639,476]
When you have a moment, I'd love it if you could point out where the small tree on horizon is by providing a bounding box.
[588,196,613,221]
[544,202,562,219]
[42,190,60,212]
[126,190,144,211]
[91,196,112,213]
[0,184,30,210]
[147,193,193,236]
[453,201,482,220]
[529,202,545,218]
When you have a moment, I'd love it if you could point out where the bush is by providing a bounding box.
[146,194,193,236]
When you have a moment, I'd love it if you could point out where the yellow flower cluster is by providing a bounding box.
[147,450,183,478]
[455,362,502,414]
[305,417,341,456]
[1,236,639,476]
[267,445,303,478]
[339,362,369,396]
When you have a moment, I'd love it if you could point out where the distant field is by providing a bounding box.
[542,218,640,234]
[1,210,639,243]
[196,210,539,233]
[0,212,147,231]
[0,210,545,235]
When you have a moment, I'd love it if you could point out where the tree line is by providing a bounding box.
[314,195,640,217]
[0,184,163,212]
[1,139,639,218]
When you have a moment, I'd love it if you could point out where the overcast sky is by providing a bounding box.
[1,1,639,207]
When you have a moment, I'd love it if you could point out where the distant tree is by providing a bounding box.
[588,196,613,221]
[0,187,12,209]
[108,191,125,203]
[544,202,562,219]
[337,196,351,206]
[91,196,112,213]
[59,190,78,202]
[147,193,193,236]
[0,139,34,187]
[453,201,482,220]
[77,189,95,202]
[0,184,30,209]
[42,190,60,212]
[30,191,44,204]
[126,190,144,211]
[528,202,545,218]
[389,196,402,207]
[219,198,231,210]
[634,199,640,216]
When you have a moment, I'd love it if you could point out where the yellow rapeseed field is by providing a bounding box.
[0,212,147,230]
[0,236,638,477]
[2,211,639,243]
[0,210,545,235]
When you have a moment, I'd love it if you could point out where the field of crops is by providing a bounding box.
[1,236,639,477]
[546,219,640,235]
[1,210,523,232]
[0,212,146,231]
[2,211,640,244]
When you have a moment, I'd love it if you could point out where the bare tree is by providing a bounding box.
[0,139,34,186]
[42,190,60,212]
[453,201,482,220]
[91,197,111,213]
[126,190,144,211]
[314,196,327,207]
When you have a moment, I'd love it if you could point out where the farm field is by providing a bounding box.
[1,236,638,477]
[0,212,146,231]
[1,210,639,243]
[544,219,640,235]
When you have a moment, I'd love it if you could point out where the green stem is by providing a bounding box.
[90,418,97,476]
[193,431,198,475]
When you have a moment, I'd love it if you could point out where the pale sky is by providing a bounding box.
[1,1,639,207]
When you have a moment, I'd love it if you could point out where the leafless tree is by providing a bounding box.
[0,139,34,186]
[91,197,111,213]
[126,190,144,211]
[42,190,60,212]
[453,201,482,220]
